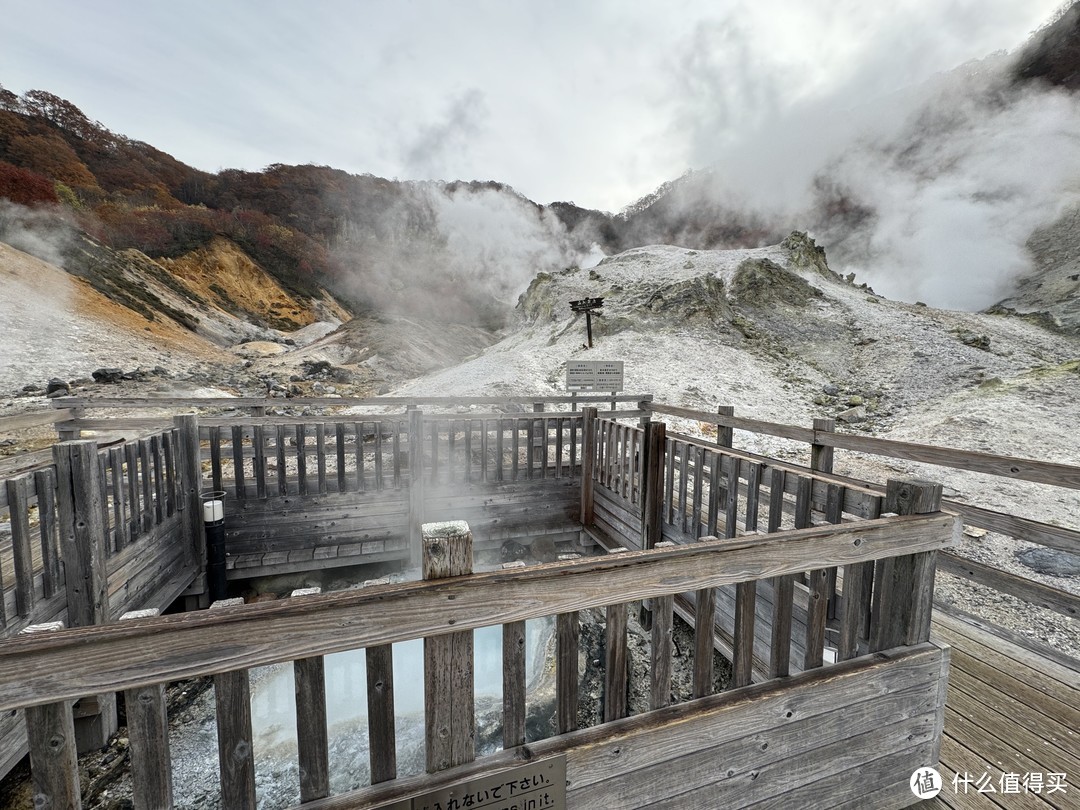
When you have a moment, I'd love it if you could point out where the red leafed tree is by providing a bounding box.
[0,161,59,206]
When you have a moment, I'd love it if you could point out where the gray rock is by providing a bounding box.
[822,384,840,396]
[92,367,124,384]
[1016,548,1080,577]
[836,406,867,424]
[46,378,69,395]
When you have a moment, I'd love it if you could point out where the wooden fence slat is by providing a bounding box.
[678,442,689,534]
[556,611,579,734]
[6,478,35,618]
[554,418,564,480]
[430,419,440,484]
[723,454,740,538]
[121,608,172,810]
[604,601,628,723]
[448,420,457,481]
[664,437,675,526]
[392,422,402,489]
[354,423,365,492]
[374,423,384,491]
[151,434,165,525]
[366,644,397,784]
[422,522,475,773]
[164,429,178,517]
[691,446,704,538]
[275,425,288,496]
[296,424,308,496]
[209,426,223,495]
[316,423,328,495]
[496,420,505,482]
[335,423,347,493]
[253,425,267,499]
[108,448,126,549]
[824,483,845,621]
[523,419,532,481]
[139,438,153,533]
[34,468,61,599]
[231,425,246,502]
[745,462,762,531]
[214,668,257,809]
[502,620,527,749]
[691,533,717,699]
[125,442,140,539]
[481,420,490,482]
[295,655,330,800]
[511,421,520,482]
[650,593,674,709]
[768,469,793,679]
[26,699,80,809]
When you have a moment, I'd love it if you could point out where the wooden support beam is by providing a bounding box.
[580,407,598,526]
[422,521,475,773]
[556,609,580,734]
[408,409,426,568]
[21,622,81,810]
[174,414,202,573]
[214,668,256,809]
[871,479,943,652]
[604,601,628,723]
[366,643,396,784]
[120,609,172,810]
[650,589,674,710]
[502,620,527,749]
[288,588,330,801]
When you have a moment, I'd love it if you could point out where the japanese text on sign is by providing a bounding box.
[375,756,566,810]
[566,360,624,392]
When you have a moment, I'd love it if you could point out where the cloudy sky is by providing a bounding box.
[0,0,1065,212]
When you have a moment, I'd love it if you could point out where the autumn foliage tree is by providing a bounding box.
[0,161,59,206]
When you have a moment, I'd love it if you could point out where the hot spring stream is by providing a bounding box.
[166,618,556,808]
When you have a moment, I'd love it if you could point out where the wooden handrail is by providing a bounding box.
[0,511,955,711]
[646,402,1080,489]
[51,394,654,409]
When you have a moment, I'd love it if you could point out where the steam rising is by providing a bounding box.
[666,5,1080,309]
[332,183,581,327]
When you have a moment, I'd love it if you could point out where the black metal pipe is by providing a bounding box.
[206,520,227,602]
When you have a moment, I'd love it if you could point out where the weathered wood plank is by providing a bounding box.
[214,668,256,809]
[6,478,35,618]
[25,699,81,810]
[604,600,628,722]
[294,654,330,800]
[502,620,527,748]
[275,424,288,496]
[650,593,674,709]
[422,522,474,772]
[34,468,61,599]
[366,644,396,784]
[557,611,580,734]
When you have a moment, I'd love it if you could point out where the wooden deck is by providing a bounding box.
[921,610,1079,810]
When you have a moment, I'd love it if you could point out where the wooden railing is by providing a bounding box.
[644,402,1080,624]
[0,419,203,776]
[583,411,949,683]
[0,512,955,809]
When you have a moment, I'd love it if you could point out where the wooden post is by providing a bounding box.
[641,421,666,550]
[285,588,331,801]
[811,417,835,474]
[57,404,84,442]
[21,622,81,809]
[53,440,118,751]
[556,610,580,734]
[214,669,256,809]
[422,521,474,772]
[408,409,425,569]
[174,414,203,575]
[502,618,527,749]
[715,405,734,449]
[650,541,675,709]
[871,479,944,651]
[580,407,598,528]
[120,609,172,810]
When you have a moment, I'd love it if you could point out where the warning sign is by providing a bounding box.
[566,360,624,392]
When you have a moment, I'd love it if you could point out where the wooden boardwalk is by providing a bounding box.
[922,610,1079,810]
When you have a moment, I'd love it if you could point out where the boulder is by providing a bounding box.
[92,368,124,384]
[46,378,69,395]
